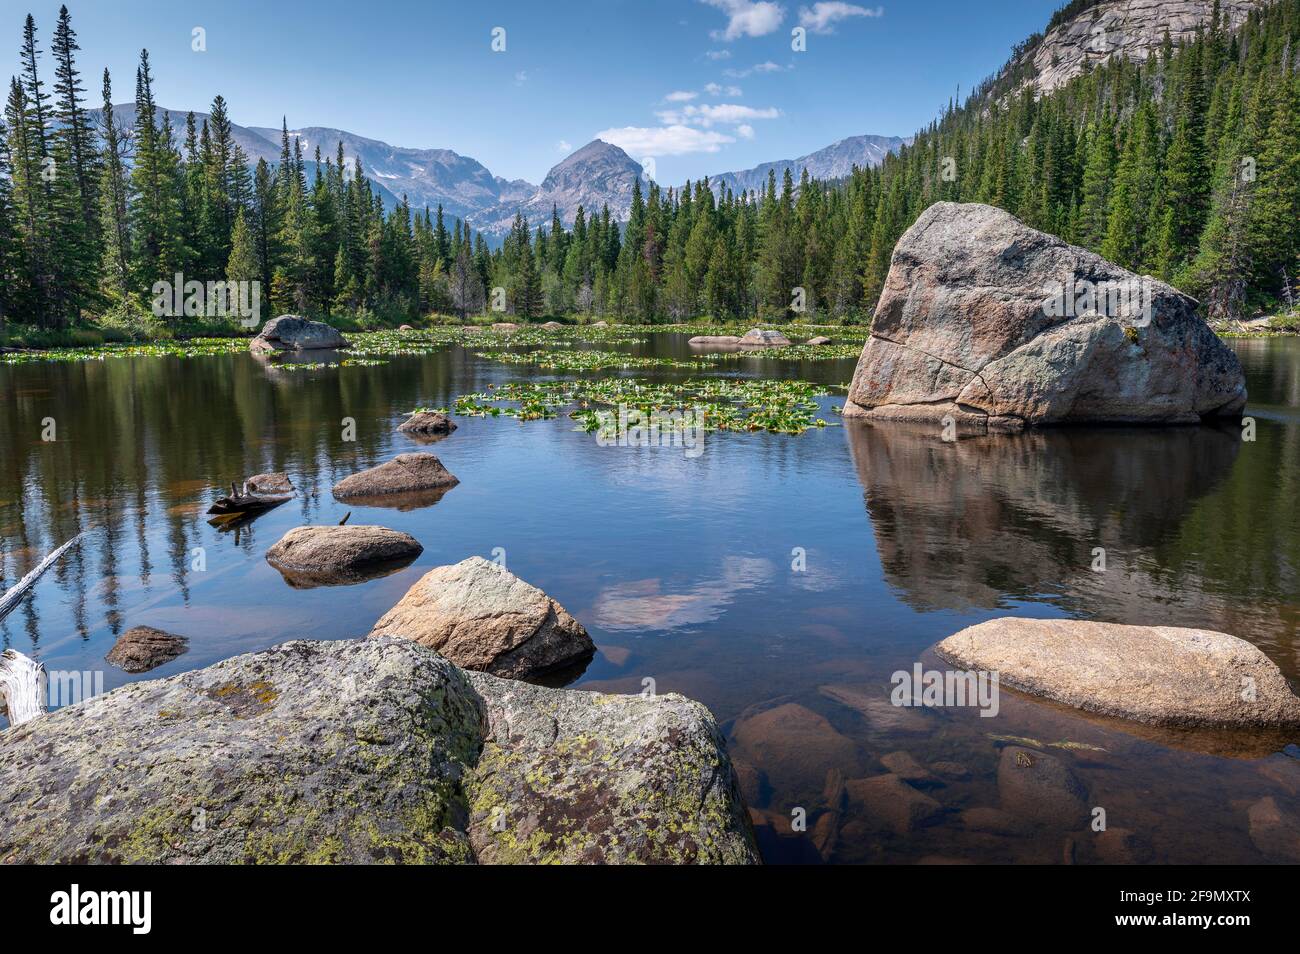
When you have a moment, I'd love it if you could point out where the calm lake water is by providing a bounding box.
[2,333,1298,864]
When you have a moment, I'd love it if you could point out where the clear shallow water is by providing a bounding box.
[1,334,1298,864]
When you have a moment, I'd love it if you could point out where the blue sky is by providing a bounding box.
[4,0,1061,184]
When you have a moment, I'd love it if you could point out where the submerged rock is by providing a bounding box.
[368,556,595,681]
[0,638,758,864]
[397,410,457,437]
[997,745,1090,829]
[245,472,294,495]
[844,773,942,834]
[688,335,742,346]
[265,525,423,587]
[1247,796,1300,862]
[937,617,1300,728]
[738,328,792,347]
[844,202,1246,428]
[248,315,349,352]
[730,702,863,808]
[805,335,833,345]
[332,453,459,506]
[105,626,189,674]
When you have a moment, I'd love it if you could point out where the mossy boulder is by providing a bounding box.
[0,639,757,865]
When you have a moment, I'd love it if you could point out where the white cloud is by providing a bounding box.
[594,124,736,156]
[723,60,789,78]
[798,2,883,34]
[705,49,732,60]
[664,90,699,102]
[514,70,528,85]
[737,123,755,139]
[701,0,787,41]
[704,82,743,96]
[655,102,778,128]
[556,140,572,153]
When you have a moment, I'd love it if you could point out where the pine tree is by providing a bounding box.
[96,69,131,304]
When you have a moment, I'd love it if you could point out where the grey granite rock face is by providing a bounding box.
[0,638,758,864]
[1021,1,1263,95]
[846,203,1246,428]
[248,315,348,352]
[368,556,595,680]
[937,617,1300,728]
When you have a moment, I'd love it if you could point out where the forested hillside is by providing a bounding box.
[1,1,1296,335]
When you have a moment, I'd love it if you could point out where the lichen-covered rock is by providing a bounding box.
[332,453,459,506]
[368,556,594,680]
[265,525,423,587]
[845,203,1246,428]
[248,315,348,352]
[397,410,457,437]
[463,670,758,863]
[0,639,757,864]
[937,618,1300,728]
[105,626,189,673]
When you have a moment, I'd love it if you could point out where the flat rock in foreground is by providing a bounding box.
[845,202,1246,428]
[332,453,459,503]
[248,315,348,352]
[0,639,757,864]
[105,626,189,673]
[265,525,423,587]
[937,618,1300,728]
[368,556,594,680]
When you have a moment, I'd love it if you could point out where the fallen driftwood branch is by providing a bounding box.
[206,480,293,518]
[0,531,84,624]
[0,649,46,726]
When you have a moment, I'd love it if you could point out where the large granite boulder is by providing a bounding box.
[248,315,349,352]
[937,618,1300,728]
[0,639,757,864]
[332,453,459,507]
[368,556,595,681]
[265,525,423,587]
[845,203,1246,429]
[738,329,792,347]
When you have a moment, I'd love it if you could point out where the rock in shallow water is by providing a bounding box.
[738,328,792,347]
[844,202,1246,428]
[105,626,189,673]
[997,745,1090,829]
[332,453,459,504]
[368,556,595,680]
[937,617,1300,728]
[397,410,457,438]
[265,525,423,587]
[0,638,758,864]
[248,314,349,352]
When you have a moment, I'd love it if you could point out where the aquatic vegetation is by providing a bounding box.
[453,377,841,434]
[474,348,706,372]
[0,337,247,364]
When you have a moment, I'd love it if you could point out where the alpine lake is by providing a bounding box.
[2,325,1298,864]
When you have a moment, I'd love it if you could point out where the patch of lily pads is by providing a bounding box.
[453,377,844,434]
